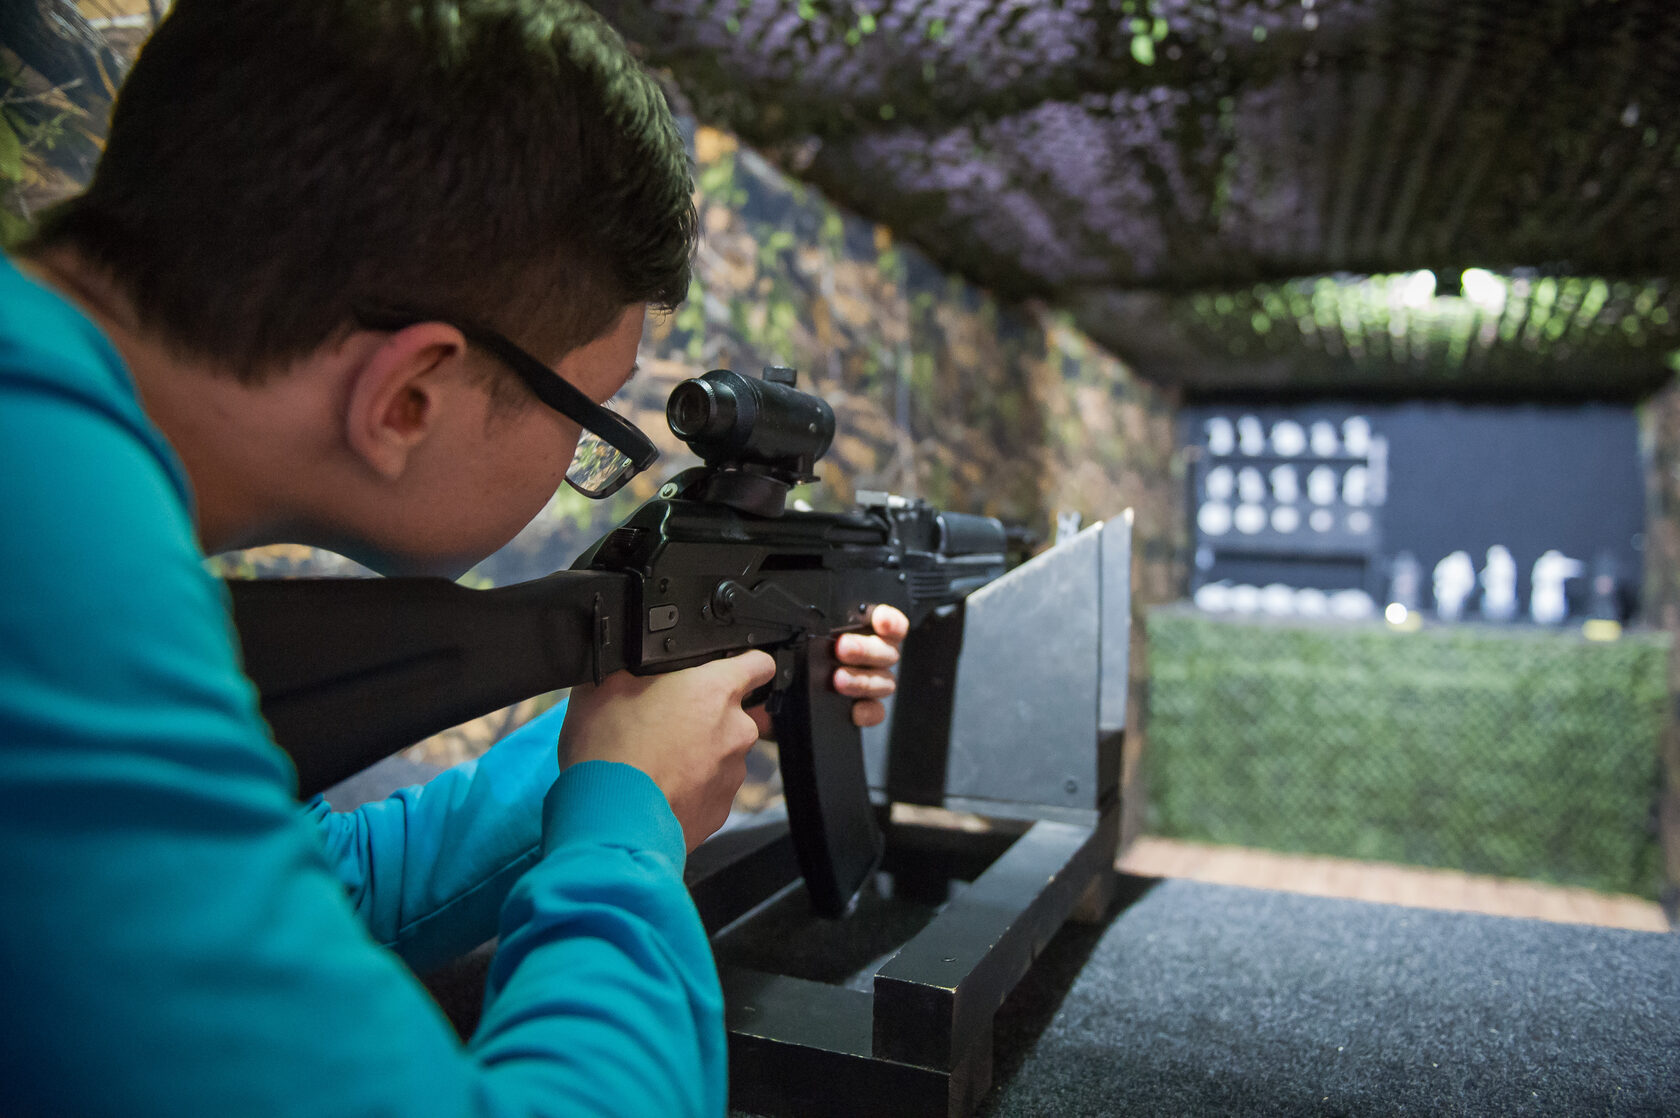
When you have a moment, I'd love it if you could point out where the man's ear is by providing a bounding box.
[343,322,468,481]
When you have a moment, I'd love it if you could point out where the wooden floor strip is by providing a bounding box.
[1119,837,1671,932]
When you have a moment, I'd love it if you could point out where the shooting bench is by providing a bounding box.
[686,515,1133,1118]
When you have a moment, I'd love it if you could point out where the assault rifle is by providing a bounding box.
[227,366,1015,916]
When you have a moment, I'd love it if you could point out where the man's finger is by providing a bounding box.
[834,667,897,699]
[851,699,887,728]
[870,604,910,642]
[835,632,900,669]
[717,649,778,700]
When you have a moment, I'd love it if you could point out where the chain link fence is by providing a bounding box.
[1142,606,1669,898]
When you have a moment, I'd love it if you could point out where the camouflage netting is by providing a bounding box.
[1084,273,1680,400]
[594,0,1680,397]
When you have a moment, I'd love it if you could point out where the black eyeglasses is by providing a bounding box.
[354,306,659,499]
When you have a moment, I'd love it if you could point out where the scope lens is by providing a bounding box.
[668,381,716,437]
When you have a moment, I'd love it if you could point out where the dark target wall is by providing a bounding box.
[1182,401,1645,622]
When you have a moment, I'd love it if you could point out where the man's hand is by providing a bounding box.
[559,651,777,851]
[834,604,910,727]
[740,604,912,739]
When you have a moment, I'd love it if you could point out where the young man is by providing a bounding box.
[0,2,905,1114]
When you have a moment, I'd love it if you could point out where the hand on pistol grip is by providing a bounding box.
[742,604,910,738]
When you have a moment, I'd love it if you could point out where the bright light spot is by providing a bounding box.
[1583,619,1622,642]
[1400,270,1436,308]
[1385,603,1409,625]
[1460,268,1507,314]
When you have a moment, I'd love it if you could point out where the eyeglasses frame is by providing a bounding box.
[352,305,659,498]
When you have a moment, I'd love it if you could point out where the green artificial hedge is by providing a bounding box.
[1145,608,1669,897]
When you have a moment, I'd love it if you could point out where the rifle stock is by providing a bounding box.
[227,572,632,796]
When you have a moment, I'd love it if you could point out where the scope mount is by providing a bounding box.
[658,461,805,518]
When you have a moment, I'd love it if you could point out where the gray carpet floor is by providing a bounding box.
[976,877,1679,1117]
[336,761,1678,1115]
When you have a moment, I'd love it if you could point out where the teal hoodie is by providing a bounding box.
[0,255,724,1116]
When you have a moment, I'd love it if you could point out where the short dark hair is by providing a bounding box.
[27,0,696,380]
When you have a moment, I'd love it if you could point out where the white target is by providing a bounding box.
[1198,502,1233,536]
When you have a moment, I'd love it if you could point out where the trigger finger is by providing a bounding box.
[726,649,779,698]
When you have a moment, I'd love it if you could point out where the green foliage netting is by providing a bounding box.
[1145,609,1669,897]
[595,0,1680,397]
